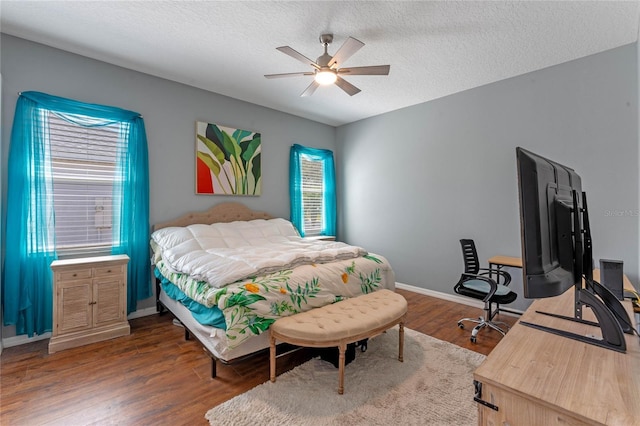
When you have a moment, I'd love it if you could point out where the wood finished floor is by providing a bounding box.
[0,289,517,425]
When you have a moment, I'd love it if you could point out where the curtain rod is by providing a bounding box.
[16,92,143,118]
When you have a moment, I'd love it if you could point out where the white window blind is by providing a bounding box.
[48,111,122,255]
[300,154,324,236]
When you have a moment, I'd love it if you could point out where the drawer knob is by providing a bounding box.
[72,273,77,277]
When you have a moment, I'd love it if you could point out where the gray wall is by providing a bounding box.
[337,43,639,311]
[0,35,335,339]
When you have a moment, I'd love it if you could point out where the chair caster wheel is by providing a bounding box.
[458,322,464,329]
[470,336,477,343]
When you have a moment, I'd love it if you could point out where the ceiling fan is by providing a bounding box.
[264,34,390,97]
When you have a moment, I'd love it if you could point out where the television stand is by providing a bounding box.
[521,287,627,353]
[521,276,635,353]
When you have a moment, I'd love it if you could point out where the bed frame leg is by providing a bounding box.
[270,332,276,382]
[155,277,166,315]
[399,321,405,362]
[211,359,217,378]
[184,328,190,341]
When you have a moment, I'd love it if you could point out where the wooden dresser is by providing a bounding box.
[48,254,130,354]
[473,270,640,425]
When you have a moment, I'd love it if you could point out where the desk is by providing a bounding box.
[487,255,522,270]
[473,270,640,425]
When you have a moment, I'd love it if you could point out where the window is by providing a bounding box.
[300,154,324,235]
[4,91,151,337]
[49,111,121,255]
[289,144,336,237]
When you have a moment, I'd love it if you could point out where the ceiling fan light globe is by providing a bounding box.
[315,70,337,85]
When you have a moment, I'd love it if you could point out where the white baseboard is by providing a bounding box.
[1,306,159,349]
[395,282,523,316]
[127,306,158,320]
[2,332,52,348]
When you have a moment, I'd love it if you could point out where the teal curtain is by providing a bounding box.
[289,144,336,237]
[3,94,56,337]
[111,117,152,312]
[3,92,151,336]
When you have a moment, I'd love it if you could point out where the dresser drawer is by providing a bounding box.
[57,268,93,281]
[94,264,125,277]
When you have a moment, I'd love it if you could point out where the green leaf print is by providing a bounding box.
[270,300,298,316]
[364,254,383,264]
[225,305,253,339]
[345,261,356,275]
[286,277,321,309]
[359,268,382,294]
[213,287,228,305]
[225,292,266,308]
[226,305,248,332]
[253,269,292,291]
[246,315,275,335]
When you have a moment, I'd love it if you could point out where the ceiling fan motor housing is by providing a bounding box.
[319,34,333,45]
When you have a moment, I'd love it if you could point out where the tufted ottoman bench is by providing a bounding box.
[269,289,408,394]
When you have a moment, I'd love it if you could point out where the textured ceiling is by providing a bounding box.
[1,1,639,126]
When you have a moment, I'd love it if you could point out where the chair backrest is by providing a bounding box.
[460,239,480,274]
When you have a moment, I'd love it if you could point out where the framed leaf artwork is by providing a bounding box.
[196,122,262,195]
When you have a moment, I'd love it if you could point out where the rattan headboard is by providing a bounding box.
[153,202,273,231]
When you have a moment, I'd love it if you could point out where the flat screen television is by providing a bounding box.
[516,147,633,352]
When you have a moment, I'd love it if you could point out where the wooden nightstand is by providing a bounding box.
[48,254,130,354]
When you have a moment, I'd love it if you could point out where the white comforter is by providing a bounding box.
[151,218,367,288]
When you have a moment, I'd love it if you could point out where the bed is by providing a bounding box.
[152,202,396,377]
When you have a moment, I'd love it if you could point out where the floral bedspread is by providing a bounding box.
[155,253,395,349]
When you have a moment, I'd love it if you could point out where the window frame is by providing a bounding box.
[289,144,336,238]
[45,110,123,257]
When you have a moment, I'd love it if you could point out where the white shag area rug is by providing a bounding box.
[205,327,485,426]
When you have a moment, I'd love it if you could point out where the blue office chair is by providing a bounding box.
[454,239,517,343]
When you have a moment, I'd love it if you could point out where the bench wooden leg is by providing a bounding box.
[270,332,276,382]
[399,321,404,362]
[338,342,346,395]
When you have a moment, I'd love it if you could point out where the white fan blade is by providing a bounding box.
[328,37,364,68]
[334,76,361,96]
[276,46,320,69]
[301,80,320,97]
[338,65,390,76]
[265,72,314,79]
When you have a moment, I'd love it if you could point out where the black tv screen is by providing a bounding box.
[516,147,583,299]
